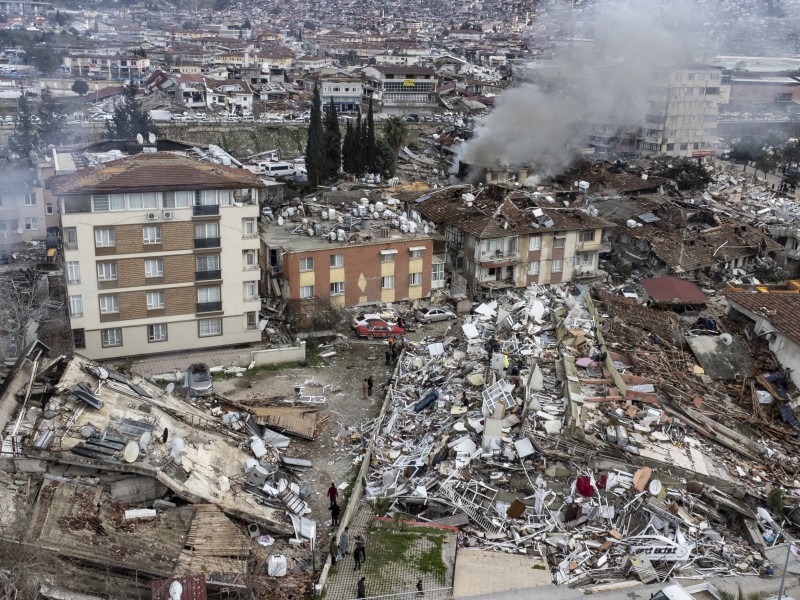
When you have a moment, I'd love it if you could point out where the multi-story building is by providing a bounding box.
[414,185,614,293]
[0,167,50,248]
[320,76,363,113]
[362,65,438,115]
[51,152,264,360]
[62,54,151,80]
[262,220,434,312]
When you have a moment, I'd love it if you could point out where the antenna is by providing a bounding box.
[136,133,144,144]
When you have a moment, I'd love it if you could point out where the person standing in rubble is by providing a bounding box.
[385,346,391,366]
[367,376,374,397]
[327,482,339,507]
[362,378,369,400]
[391,344,398,363]
[330,501,341,526]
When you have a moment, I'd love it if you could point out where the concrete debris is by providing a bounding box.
[359,282,800,587]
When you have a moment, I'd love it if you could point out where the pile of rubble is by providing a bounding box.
[361,284,800,587]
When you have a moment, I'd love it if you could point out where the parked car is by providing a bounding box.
[352,313,394,330]
[415,307,456,323]
[183,363,213,396]
[355,320,405,339]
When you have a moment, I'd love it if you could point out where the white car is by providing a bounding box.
[415,307,456,323]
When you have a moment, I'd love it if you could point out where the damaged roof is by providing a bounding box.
[50,152,266,196]
[641,277,708,304]
[725,292,800,346]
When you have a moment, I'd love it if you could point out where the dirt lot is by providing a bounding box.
[213,339,395,530]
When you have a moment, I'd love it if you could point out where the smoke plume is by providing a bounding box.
[457,0,711,175]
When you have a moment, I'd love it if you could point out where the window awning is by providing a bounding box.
[408,246,427,251]
[380,249,398,255]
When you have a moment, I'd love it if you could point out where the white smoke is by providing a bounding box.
[457,0,711,175]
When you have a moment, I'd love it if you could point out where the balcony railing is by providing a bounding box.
[197,301,222,313]
[195,269,221,281]
[193,204,220,217]
[194,237,221,249]
[478,250,519,264]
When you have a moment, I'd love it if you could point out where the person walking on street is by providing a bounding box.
[367,376,374,397]
[330,502,340,526]
[329,536,339,566]
[357,577,366,599]
[417,579,424,596]
[355,533,366,559]
[353,545,364,570]
[326,482,338,507]
[340,527,350,556]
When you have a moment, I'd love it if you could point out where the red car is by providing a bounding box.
[355,320,405,339]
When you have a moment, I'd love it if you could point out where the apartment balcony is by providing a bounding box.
[624,246,650,263]
[196,301,222,313]
[478,250,519,265]
[576,241,612,253]
[193,204,220,217]
[195,269,222,281]
[194,237,221,249]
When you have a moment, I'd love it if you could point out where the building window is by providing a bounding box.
[300,257,314,271]
[551,259,563,273]
[95,227,115,247]
[244,281,257,300]
[409,272,422,286]
[128,192,158,210]
[432,262,445,283]
[93,193,125,212]
[72,328,86,349]
[163,191,191,208]
[409,249,423,259]
[380,250,397,262]
[198,287,221,304]
[330,281,344,295]
[147,291,165,310]
[198,318,222,337]
[64,227,78,250]
[46,203,54,215]
[381,276,394,288]
[246,311,258,330]
[24,217,38,230]
[69,295,83,317]
[148,323,167,342]
[99,295,119,314]
[528,261,539,275]
[300,285,315,298]
[578,230,595,243]
[97,262,117,281]
[24,192,36,206]
[244,250,257,270]
[575,252,593,267]
[145,258,163,278]
[330,254,344,268]
[143,225,162,244]
[528,236,541,251]
[101,328,122,347]
[554,236,566,249]
[67,261,80,284]
[243,218,256,237]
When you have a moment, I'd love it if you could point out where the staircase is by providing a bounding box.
[438,482,500,533]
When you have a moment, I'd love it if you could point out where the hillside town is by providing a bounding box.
[4,1,800,600]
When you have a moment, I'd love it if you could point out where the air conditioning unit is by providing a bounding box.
[162,211,174,219]
[146,212,158,220]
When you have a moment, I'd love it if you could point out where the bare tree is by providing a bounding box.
[0,270,52,360]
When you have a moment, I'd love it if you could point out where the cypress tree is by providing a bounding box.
[9,91,39,159]
[106,82,154,140]
[354,109,364,176]
[305,82,324,187]
[360,110,369,174]
[323,100,341,182]
[342,121,355,175]
[367,97,376,173]
[38,87,66,148]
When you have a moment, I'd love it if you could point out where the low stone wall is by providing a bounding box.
[245,341,306,367]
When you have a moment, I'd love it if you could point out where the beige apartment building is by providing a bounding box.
[52,152,264,360]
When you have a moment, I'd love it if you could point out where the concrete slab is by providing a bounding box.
[452,548,552,598]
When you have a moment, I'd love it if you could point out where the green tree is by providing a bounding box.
[304,82,325,187]
[729,138,765,173]
[342,121,356,175]
[781,140,800,166]
[323,101,341,182]
[27,45,59,75]
[106,82,154,140]
[8,91,39,159]
[383,116,408,155]
[37,87,66,148]
[354,110,365,175]
[375,138,397,177]
[71,79,89,96]
[366,97,376,172]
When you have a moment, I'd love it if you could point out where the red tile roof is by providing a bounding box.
[725,292,800,346]
[641,277,708,304]
[51,152,266,195]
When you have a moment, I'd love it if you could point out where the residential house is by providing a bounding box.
[51,151,264,360]
[319,75,362,113]
[413,185,614,293]
[205,79,254,114]
[362,65,438,115]
[62,53,151,80]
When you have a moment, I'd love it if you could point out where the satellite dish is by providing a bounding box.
[720,333,733,346]
[165,382,174,395]
[123,440,140,463]
[140,431,151,446]
[97,367,108,379]
[168,581,183,600]
[148,132,156,143]
[649,479,663,496]
[277,215,284,226]
[136,133,144,144]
